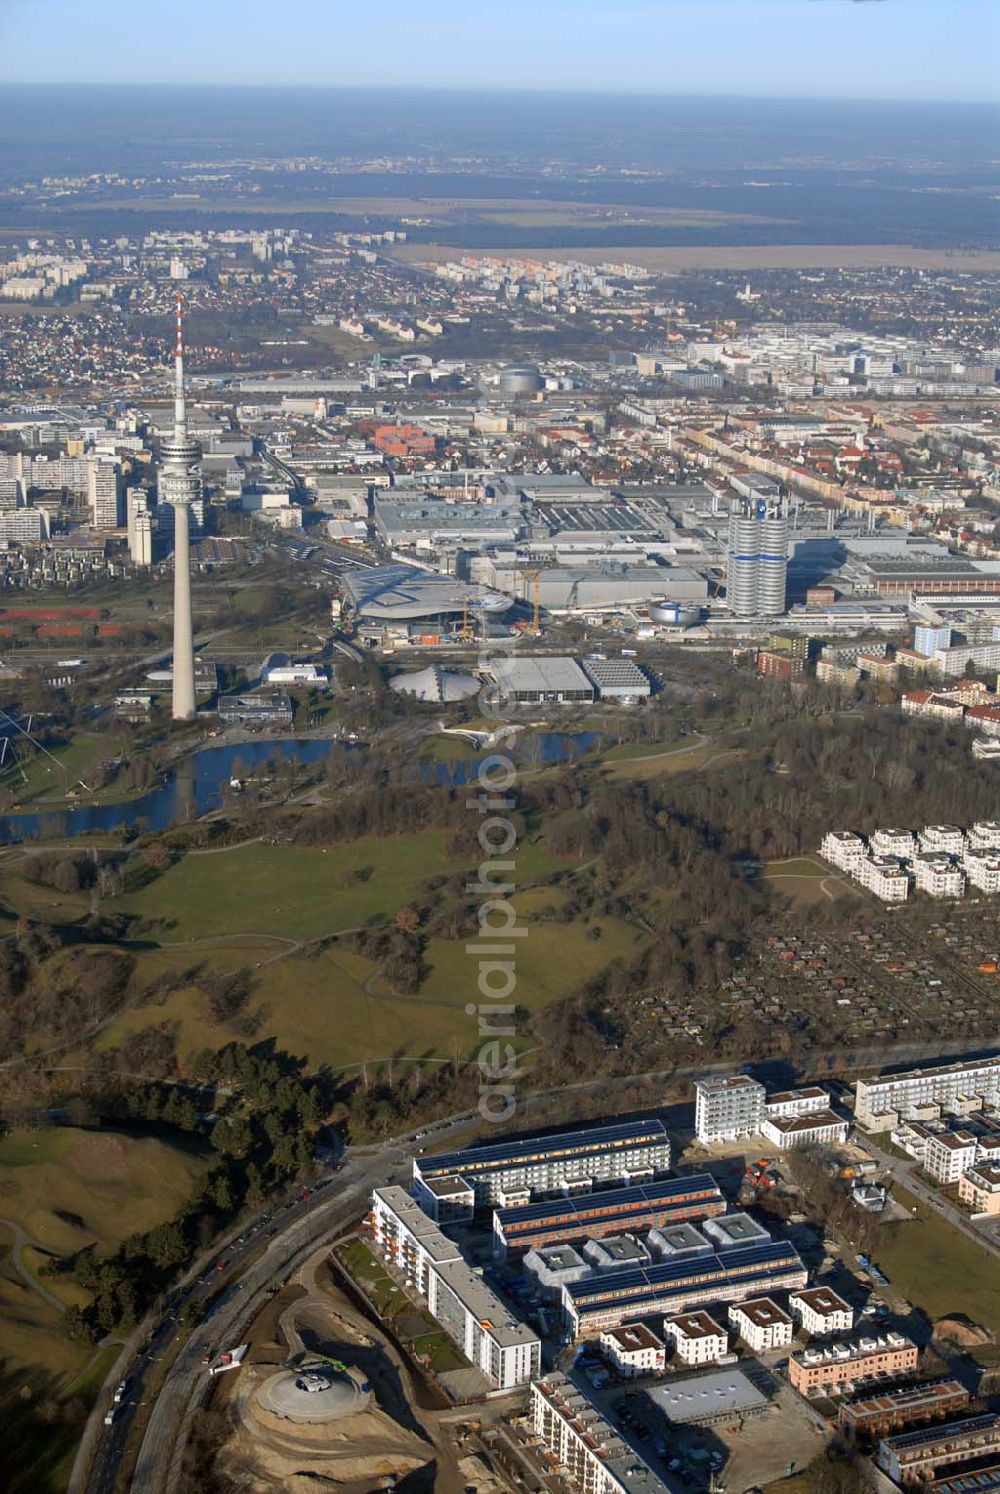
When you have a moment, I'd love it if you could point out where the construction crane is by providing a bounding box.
[522,568,542,636]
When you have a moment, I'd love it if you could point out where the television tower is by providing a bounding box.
[160,294,199,720]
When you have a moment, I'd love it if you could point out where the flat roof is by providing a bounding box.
[859,1054,1000,1090]
[423,1174,474,1197]
[883,1412,1000,1454]
[496,1174,720,1229]
[431,1257,539,1351]
[592,1234,650,1263]
[696,1074,765,1095]
[372,1186,461,1264]
[842,1377,967,1421]
[488,654,594,695]
[932,1460,1000,1492]
[765,1108,846,1135]
[648,1368,769,1424]
[417,1118,669,1182]
[565,1241,804,1307]
[706,1212,767,1244]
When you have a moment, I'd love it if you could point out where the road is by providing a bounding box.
[859,1134,1000,1261]
[72,1111,475,1494]
[73,1034,999,1493]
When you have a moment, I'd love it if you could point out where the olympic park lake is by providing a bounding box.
[0,731,600,843]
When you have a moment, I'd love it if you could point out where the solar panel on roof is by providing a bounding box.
[496,1173,718,1226]
[418,1118,668,1177]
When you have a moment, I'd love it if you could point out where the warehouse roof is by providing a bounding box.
[487,654,593,695]
[648,1368,769,1425]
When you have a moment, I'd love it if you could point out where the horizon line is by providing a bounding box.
[0,80,996,108]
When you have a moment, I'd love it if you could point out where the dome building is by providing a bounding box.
[498,362,544,398]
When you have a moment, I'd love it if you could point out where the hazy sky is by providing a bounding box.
[0,0,995,102]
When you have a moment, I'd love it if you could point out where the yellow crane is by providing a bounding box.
[522,568,542,636]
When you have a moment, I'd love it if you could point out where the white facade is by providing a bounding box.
[763,1087,830,1120]
[728,1298,794,1354]
[369,1187,539,1389]
[695,1075,766,1143]
[789,1288,855,1339]
[264,664,327,685]
[923,1131,980,1185]
[969,822,1000,851]
[820,832,866,873]
[919,825,966,856]
[663,1312,729,1367]
[87,459,122,529]
[530,1376,667,1494]
[600,1324,667,1378]
[856,1056,1000,1131]
[963,849,1000,894]
[912,854,966,899]
[855,855,910,902]
[761,1110,849,1151]
[870,828,917,859]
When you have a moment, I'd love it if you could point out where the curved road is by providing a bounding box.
[73,1033,999,1494]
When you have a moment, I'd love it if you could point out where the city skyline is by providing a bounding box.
[0,0,996,103]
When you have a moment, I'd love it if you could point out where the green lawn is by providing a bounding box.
[337,1239,408,1319]
[98,907,644,1072]
[0,1126,208,1260]
[118,834,459,942]
[2,734,107,806]
[874,1185,1000,1339]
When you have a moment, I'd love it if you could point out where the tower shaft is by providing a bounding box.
[161,292,199,721]
[171,502,196,719]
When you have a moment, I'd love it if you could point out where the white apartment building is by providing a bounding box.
[923,1131,979,1185]
[969,822,1000,851]
[728,1298,794,1354]
[530,1375,668,1494]
[870,828,917,859]
[130,511,153,566]
[821,831,866,873]
[664,1311,730,1367]
[87,459,122,529]
[763,1087,830,1120]
[959,1164,1000,1217]
[789,1288,855,1339]
[369,1187,539,1389]
[912,853,966,899]
[413,1119,671,1208]
[600,1323,667,1378]
[855,855,910,902]
[0,508,48,543]
[761,1109,850,1151]
[856,1055,1000,1131]
[919,825,966,856]
[694,1075,766,1143]
[963,848,1000,894]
